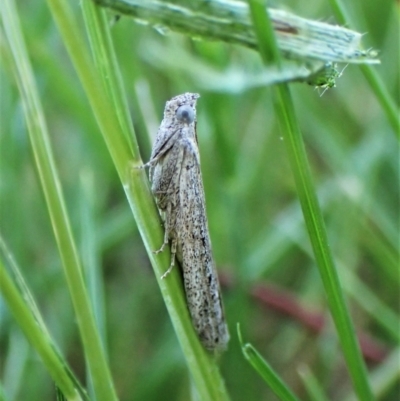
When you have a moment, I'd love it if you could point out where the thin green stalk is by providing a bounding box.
[0,234,89,401]
[79,171,107,346]
[0,1,119,400]
[248,2,375,401]
[298,366,330,401]
[78,171,107,400]
[81,1,138,156]
[0,260,82,401]
[272,85,374,401]
[340,267,400,343]
[277,82,374,401]
[45,0,132,177]
[326,0,347,23]
[358,63,400,138]
[247,0,280,65]
[344,348,400,401]
[238,325,301,401]
[325,0,399,136]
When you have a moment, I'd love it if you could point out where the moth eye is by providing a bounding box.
[176,105,195,124]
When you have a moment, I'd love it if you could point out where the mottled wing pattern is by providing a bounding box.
[150,133,184,260]
[151,137,184,210]
[177,136,229,351]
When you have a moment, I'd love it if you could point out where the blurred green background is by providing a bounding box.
[0,0,399,400]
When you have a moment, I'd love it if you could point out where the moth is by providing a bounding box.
[143,93,229,352]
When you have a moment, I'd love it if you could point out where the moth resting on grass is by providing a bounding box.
[142,93,229,352]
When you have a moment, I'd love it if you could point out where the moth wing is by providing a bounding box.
[150,126,179,162]
[150,140,184,208]
[178,138,229,351]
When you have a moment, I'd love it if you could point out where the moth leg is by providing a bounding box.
[134,159,155,170]
[160,237,177,280]
[133,150,163,170]
[154,201,179,279]
[153,220,169,255]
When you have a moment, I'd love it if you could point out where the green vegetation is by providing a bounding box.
[1,1,398,400]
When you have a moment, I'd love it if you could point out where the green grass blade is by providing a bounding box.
[1,0,395,399]
[0,257,82,401]
[340,267,400,343]
[358,63,400,138]
[78,171,108,400]
[0,234,90,400]
[247,0,280,65]
[273,84,374,401]
[238,325,301,401]
[344,348,400,401]
[79,172,107,346]
[0,1,118,400]
[298,366,330,401]
[81,1,138,156]
[45,0,132,175]
[325,0,399,136]
[247,3,375,401]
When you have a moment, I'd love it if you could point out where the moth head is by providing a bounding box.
[164,93,200,125]
[176,104,195,125]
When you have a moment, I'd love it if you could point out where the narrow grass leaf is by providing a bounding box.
[238,325,301,401]
[247,4,375,401]
[1,1,119,399]
[0,258,84,401]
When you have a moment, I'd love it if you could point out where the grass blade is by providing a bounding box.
[238,325,301,401]
[247,1,375,400]
[0,1,119,400]
[0,239,85,401]
[325,0,399,136]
